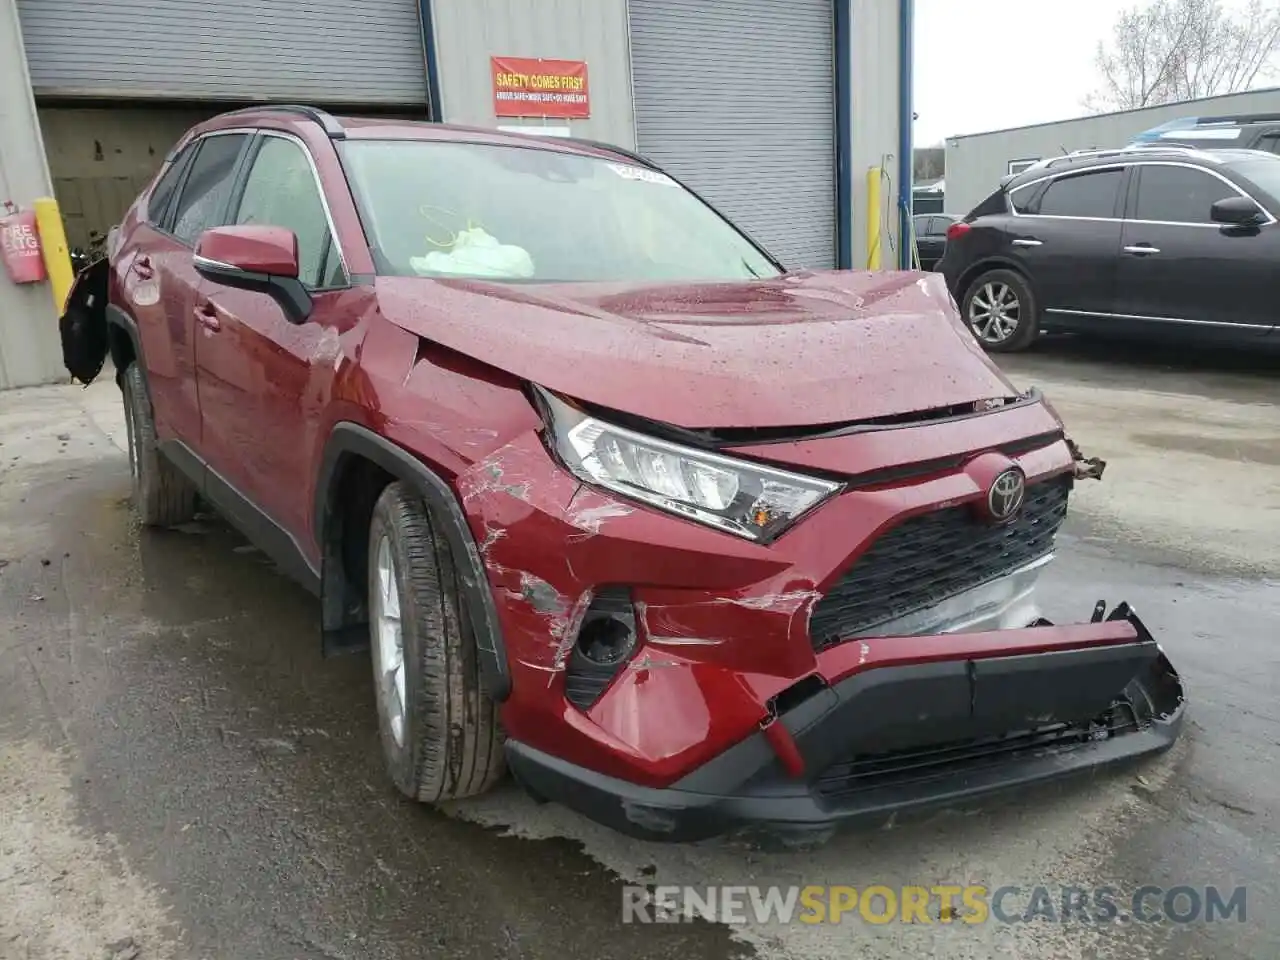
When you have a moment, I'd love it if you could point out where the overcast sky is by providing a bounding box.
[912,0,1228,145]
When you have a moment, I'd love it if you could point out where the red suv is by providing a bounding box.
[61,106,1184,845]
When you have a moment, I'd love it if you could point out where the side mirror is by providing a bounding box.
[1210,195,1266,227]
[193,225,311,323]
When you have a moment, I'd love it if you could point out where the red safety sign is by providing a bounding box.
[0,207,47,284]
[491,56,591,119]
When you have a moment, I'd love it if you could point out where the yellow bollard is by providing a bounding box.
[33,196,75,314]
[865,168,881,270]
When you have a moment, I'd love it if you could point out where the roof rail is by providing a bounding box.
[1003,143,1227,185]
[1197,112,1280,125]
[215,103,346,139]
[1037,143,1223,168]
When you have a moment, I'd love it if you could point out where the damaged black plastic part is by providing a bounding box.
[1068,437,1107,481]
[59,256,110,385]
[505,602,1185,844]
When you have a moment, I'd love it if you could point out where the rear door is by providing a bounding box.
[1005,165,1125,319]
[194,131,351,546]
[1115,161,1277,339]
[124,132,250,448]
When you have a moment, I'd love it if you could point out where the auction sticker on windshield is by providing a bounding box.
[606,163,678,187]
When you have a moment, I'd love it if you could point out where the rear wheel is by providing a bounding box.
[121,362,197,527]
[962,268,1039,352]
[367,482,505,802]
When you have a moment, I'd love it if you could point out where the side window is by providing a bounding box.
[1036,169,1123,218]
[170,134,249,245]
[234,136,345,289]
[913,215,932,237]
[146,143,193,227]
[1134,165,1236,224]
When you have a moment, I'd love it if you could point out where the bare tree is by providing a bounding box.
[1085,0,1280,112]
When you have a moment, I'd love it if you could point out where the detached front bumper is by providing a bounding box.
[505,603,1185,844]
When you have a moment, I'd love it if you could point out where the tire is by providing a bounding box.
[367,481,505,802]
[961,268,1039,353]
[121,362,197,527]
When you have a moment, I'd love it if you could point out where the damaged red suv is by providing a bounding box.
[62,105,1184,845]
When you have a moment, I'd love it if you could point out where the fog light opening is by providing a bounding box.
[564,587,638,710]
[577,615,636,665]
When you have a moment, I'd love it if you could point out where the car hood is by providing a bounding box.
[375,269,1018,429]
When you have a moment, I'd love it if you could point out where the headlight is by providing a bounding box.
[538,391,842,542]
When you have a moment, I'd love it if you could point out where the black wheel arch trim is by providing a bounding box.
[314,422,512,701]
[959,258,1037,304]
[105,303,147,386]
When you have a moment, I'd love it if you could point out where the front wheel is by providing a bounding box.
[367,482,505,803]
[962,269,1039,352]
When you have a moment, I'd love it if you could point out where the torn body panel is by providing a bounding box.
[506,605,1185,843]
[453,414,1184,807]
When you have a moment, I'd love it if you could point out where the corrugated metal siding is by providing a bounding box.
[429,0,635,147]
[945,87,1280,216]
[16,0,428,104]
[628,0,836,270]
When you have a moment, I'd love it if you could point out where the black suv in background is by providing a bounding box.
[939,146,1280,352]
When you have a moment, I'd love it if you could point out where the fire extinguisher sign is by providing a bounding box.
[0,208,48,284]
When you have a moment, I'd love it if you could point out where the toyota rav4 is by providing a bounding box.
[60,106,1184,845]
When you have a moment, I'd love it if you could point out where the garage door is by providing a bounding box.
[628,0,836,270]
[17,0,427,105]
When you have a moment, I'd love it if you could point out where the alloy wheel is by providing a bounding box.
[372,535,407,748]
[968,281,1021,344]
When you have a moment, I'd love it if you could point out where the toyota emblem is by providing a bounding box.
[987,468,1026,523]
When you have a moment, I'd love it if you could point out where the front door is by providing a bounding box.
[193,132,351,552]
[1007,165,1125,319]
[1115,162,1277,340]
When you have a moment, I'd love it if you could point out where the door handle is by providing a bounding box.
[194,303,221,333]
[1123,245,1161,255]
[1011,238,1042,247]
[134,255,155,280]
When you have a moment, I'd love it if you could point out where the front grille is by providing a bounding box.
[815,700,1140,800]
[808,476,1071,651]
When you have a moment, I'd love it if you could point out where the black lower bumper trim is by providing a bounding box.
[505,624,1185,844]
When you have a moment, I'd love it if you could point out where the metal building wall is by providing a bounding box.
[428,0,635,146]
[0,0,62,390]
[16,0,428,104]
[945,87,1280,216]
[848,0,904,270]
[39,106,220,251]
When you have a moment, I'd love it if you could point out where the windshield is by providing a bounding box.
[339,139,782,283]
[1227,157,1280,209]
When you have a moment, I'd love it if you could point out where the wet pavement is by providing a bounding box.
[1,339,1277,960]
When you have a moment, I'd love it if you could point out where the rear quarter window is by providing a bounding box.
[146,143,194,228]
[970,189,1010,218]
